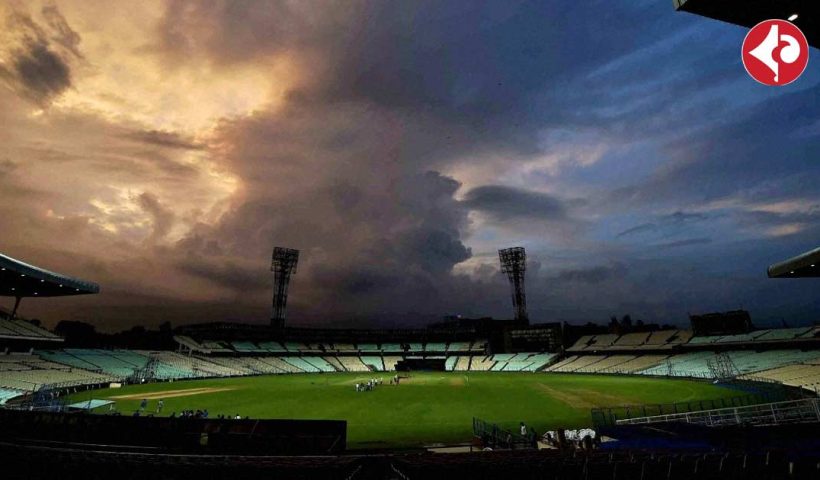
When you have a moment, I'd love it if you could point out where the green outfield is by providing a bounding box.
[68,372,737,448]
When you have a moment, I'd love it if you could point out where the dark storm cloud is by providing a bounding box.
[175,256,268,293]
[462,185,570,221]
[653,238,712,250]
[137,192,175,241]
[41,4,84,60]
[617,211,710,238]
[0,8,77,106]
[123,129,205,151]
[552,263,626,284]
[0,158,18,175]
[1,41,71,105]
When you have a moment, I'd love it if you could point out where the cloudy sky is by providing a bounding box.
[1,1,818,331]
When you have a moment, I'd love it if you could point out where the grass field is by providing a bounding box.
[68,372,737,448]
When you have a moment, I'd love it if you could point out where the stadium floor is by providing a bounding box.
[68,372,737,449]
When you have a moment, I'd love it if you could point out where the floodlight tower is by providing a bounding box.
[271,247,299,330]
[499,247,528,324]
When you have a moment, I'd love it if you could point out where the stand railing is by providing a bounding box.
[615,398,820,427]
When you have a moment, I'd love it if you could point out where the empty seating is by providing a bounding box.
[232,341,263,353]
[425,342,447,352]
[256,357,303,374]
[323,356,346,372]
[545,355,608,373]
[281,357,321,373]
[0,387,21,404]
[0,318,60,339]
[360,356,384,371]
[444,357,457,371]
[755,327,812,342]
[447,341,472,352]
[302,357,337,372]
[566,335,594,352]
[258,341,287,352]
[602,354,668,373]
[382,356,402,371]
[469,356,495,371]
[337,356,370,372]
[613,333,650,347]
[575,355,636,373]
[455,356,471,371]
[489,353,515,371]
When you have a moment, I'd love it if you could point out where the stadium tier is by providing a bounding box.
[0,324,818,407]
[0,317,62,341]
[454,356,471,371]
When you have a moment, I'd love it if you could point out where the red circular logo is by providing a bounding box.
[742,19,809,86]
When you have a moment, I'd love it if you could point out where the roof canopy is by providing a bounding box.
[675,0,818,49]
[768,247,820,278]
[0,253,100,298]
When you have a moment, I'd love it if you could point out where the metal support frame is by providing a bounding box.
[271,247,299,330]
[498,247,528,324]
[10,296,22,319]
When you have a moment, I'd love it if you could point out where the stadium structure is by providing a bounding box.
[674,0,819,49]
[1,245,820,479]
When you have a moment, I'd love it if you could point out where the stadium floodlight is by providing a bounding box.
[498,247,528,324]
[271,247,300,330]
[788,14,798,21]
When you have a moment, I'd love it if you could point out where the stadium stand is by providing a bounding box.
[454,356,471,371]
[382,356,402,371]
[302,356,337,372]
[574,355,637,373]
[0,387,21,404]
[746,358,820,391]
[444,356,457,371]
[446,341,472,352]
[489,353,515,371]
[256,356,303,374]
[38,349,148,378]
[566,335,594,352]
[496,353,557,372]
[232,341,263,353]
[258,341,287,352]
[337,356,370,372]
[360,356,384,371]
[0,318,61,340]
[0,353,114,391]
[612,332,649,347]
[546,355,607,373]
[333,343,357,353]
[323,356,346,372]
[380,343,403,353]
[602,354,668,373]
[282,356,321,373]
[424,342,447,352]
[469,356,495,371]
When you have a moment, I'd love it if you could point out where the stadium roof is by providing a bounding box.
[767,246,820,278]
[0,252,100,297]
[674,0,819,49]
